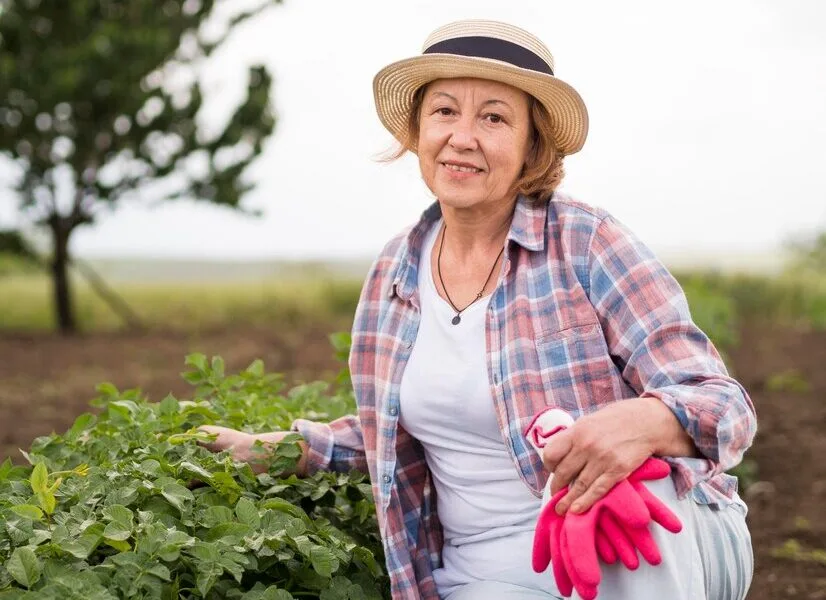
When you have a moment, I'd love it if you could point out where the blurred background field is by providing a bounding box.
[0,258,366,332]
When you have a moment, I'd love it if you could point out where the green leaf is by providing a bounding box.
[145,563,171,581]
[30,463,48,494]
[245,359,265,378]
[104,538,131,552]
[138,459,162,477]
[309,546,339,578]
[0,458,26,482]
[185,353,208,373]
[209,472,243,503]
[159,395,180,416]
[102,505,134,541]
[204,522,252,543]
[235,497,261,529]
[66,413,97,441]
[35,490,56,516]
[202,505,234,528]
[211,356,225,378]
[10,505,44,521]
[260,498,309,521]
[5,516,34,545]
[320,585,349,600]
[177,461,212,483]
[157,530,194,562]
[102,523,132,542]
[160,483,194,513]
[352,547,384,578]
[195,565,222,597]
[6,547,41,589]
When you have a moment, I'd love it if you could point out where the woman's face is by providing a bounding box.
[417,77,533,211]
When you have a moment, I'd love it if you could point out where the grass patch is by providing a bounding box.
[770,539,826,566]
[3,267,826,336]
[765,369,811,394]
[0,273,363,332]
[674,270,826,330]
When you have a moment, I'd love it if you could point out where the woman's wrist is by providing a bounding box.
[637,397,699,459]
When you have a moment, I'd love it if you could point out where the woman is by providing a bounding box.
[201,19,756,600]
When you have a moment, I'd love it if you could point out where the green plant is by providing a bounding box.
[770,539,826,566]
[0,352,388,599]
[679,275,739,357]
[764,369,811,394]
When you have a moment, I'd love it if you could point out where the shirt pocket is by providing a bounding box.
[534,321,621,416]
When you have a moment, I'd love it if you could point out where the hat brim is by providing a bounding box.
[373,54,589,155]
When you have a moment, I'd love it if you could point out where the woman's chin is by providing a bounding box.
[432,187,485,209]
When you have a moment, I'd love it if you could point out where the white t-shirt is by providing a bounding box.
[399,219,558,597]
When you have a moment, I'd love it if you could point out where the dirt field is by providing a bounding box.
[1,321,824,598]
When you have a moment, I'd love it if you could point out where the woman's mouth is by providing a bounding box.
[441,162,483,174]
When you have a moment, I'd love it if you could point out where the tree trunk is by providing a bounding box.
[50,221,76,334]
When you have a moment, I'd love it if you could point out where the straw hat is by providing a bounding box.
[373,19,589,155]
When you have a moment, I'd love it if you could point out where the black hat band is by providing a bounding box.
[423,36,554,76]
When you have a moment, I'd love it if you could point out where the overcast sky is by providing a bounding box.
[3,0,826,262]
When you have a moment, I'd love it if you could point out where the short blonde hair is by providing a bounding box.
[385,85,565,202]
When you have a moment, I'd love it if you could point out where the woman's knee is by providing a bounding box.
[445,580,558,600]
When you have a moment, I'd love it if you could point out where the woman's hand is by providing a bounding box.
[198,425,309,476]
[542,397,695,515]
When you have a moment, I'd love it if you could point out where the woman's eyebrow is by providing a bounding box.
[481,99,512,110]
[428,91,458,103]
[427,92,512,110]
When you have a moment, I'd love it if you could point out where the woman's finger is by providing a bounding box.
[569,471,624,514]
[541,428,573,473]
[548,447,587,497]
[555,459,600,514]
[197,425,240,453]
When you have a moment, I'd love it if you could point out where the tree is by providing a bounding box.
[0,0,279,333]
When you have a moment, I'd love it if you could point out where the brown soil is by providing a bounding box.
[1,321,824,598]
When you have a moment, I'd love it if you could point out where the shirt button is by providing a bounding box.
[406,340,413,349]
[389,406,398,416]
[383,475,391,484]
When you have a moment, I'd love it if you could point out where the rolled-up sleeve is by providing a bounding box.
[586,216,757,490]
[291,415,368,475]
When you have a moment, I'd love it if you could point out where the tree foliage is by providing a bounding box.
[0,0,280,332]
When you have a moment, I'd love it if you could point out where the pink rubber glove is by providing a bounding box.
[561,458,684,599]
[560,478,653,598]
[627,458,684,535]
[528,409,616,597]
[526,408,579,596]
[527,409,684,599]
[533,486,574,595]
[604,458,684,567]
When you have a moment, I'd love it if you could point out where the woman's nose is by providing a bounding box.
[448,118,478,151]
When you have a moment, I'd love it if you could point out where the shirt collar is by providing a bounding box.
[390,194,549,301]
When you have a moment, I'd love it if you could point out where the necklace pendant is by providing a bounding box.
[451,315,461,325]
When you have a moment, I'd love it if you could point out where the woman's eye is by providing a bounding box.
[435,107,453,116]
[485,113,503,124]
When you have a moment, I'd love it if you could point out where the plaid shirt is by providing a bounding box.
[293,193,756,600]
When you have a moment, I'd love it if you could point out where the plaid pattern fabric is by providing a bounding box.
[293,193,757,600]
